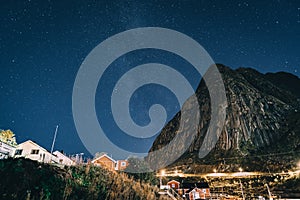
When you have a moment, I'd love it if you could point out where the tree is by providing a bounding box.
[0,129,17,146]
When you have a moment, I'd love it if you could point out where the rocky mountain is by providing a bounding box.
[147,64,300,171]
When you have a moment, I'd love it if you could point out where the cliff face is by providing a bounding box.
[148,64,300,167]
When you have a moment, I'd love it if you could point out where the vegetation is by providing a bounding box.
[0,158,168,200]
[125,157,158,185]
[0,129,17,146]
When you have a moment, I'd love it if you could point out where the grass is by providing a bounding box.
[0,158,168,200]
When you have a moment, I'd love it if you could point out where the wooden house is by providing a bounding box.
[182,182,211,200]
[92,154,117,171]
[92,154,128,171]
[167,180,180,190]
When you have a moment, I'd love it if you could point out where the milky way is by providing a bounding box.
[0,0,299,159]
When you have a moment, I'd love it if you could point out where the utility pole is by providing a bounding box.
[239,180,245,200]
[265,183,273,200]
[50,125,59,163]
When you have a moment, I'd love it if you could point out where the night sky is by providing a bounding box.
[0,0,299,159]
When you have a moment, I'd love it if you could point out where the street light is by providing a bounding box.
[159,169,165,189]
[213,169,217,173]
[239,167,243,172]
[72,153,84,164]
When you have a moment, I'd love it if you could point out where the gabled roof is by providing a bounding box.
[167,180,180,184]
[92,154,116,163]
[53,151,74,162]
[17,140,50,153]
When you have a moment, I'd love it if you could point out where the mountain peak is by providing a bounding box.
[147,65,300,171]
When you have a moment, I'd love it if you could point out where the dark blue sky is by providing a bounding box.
[0,0,299,159]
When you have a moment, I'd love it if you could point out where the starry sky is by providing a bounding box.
[0,0,299,159]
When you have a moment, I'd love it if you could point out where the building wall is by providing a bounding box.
[14,141,53,163]
[116,160,128,171]
[167,180,180,190]
[0,141,16,159]
[187,188,210,200]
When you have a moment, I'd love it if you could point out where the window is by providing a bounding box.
[15,149,23,155]
[31,149,39,154]
[121,161,126,166]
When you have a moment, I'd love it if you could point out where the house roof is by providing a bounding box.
[167,180,180,184]
[92,154,116,163]
[53,151,74,162]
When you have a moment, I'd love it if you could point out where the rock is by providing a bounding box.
[147,64,300,169]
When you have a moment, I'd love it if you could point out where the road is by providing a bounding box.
[156,169,300,178]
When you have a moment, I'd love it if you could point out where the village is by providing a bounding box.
[0,129,130,170]
[0,129,222,199]
[1,129,299,200]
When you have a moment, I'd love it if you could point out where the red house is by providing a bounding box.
[182,182,211,200]
[167,180,180,190]
[186,188,209,200]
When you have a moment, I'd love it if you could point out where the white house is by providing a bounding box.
[0,141,16,159]
[0,129,17,159]
[14,140,53,163]
[53,150,75,166]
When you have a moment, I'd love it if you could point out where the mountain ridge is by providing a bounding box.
[147,64,300,171]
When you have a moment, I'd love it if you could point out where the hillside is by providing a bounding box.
[0,158,167,200]
[147,64,300,172]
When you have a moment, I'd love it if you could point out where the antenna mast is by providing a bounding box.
[50,125,59,163]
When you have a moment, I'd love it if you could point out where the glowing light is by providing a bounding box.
[213,169,217,173]
[160,169,165,176]
[239,167,243,172]
[207,172,227,177]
